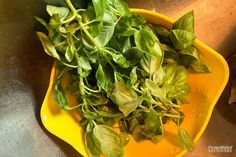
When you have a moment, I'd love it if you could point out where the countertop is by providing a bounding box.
[0,0,235,157]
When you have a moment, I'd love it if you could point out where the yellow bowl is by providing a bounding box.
[40,9,229,157]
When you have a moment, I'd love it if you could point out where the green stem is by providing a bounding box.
[65,0,79,17]
[84,85,101,93]
[162,113,181,118]
[65,0,101,49]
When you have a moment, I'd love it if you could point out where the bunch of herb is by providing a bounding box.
[36,0,209,156]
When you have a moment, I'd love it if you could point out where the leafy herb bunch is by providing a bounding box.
[36,0,209,156]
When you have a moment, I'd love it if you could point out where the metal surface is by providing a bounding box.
[0,0,235,157]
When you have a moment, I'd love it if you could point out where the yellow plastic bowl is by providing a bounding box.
[40,9,229,157]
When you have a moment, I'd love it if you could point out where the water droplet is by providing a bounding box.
[43,115,47,121]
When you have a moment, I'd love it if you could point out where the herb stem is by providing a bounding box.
[65,0,80,18]
[162,113,181,118]
[84,85,101,93]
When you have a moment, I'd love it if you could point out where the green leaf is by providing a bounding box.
[106,48,130,68]
[36,32,60,60]
[190,60,210,73]
[111,82,142,116]
[107,0,130,16]
[95,110,122,118]
[134,28,162,56]
[153,67,165,85]
[165,84,190,98]
[145,109,159,131]
[82,32,96,50]
[135,28,163,75]
[55,81,69,109]
[178,128,195,151]
[170,29,196,49]
[129,117,139,131]
[179,46,200,62]
[96,64,113,91]
[95,11,117,47]
[152,25,172,45]
[92,0,106,18]
[123,47,144,65]
[174,66,188,84]
[84,5,103,37]
[34,16,47,27]
[145,79,166,98]
[119,132,130,146]
[85,132,100,157]
[140,54,162,76]
[132,125,146,142]
[131,14,146,27]
[155,26,170,37]
[122,37,131,52]
[93,125,124,157]
[163,64,177,85]
[129,67,137,86]
[161,44,180,64]
[65,44,76,62]
[75,55,92,71]
[173,11,194,33]
[46,5,69,20]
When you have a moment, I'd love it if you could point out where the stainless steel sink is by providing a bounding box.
[0,0,235,156]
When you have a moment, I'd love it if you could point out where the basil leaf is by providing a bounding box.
[145,79,166,98]
[111,82,142,116]
[85,132,100,157]
[34,16,47,27]
[75,55,92,71]
[65,46,74,62]
[165,84,190,98]
[135,28,163,75]
[163,64,177,85]
[190,60,210,73]
[92,0,106,18]
[134,28,162,56]
[46,5,69,20]
[161,44,180,64]
[179,46,200,62]
[178,128,195,151]
[145,109,159,132]
[36,32,60,60]
[174,66,188,85]
[96,64,113,91]
[173,11,194,33]
[95,11,117,47]
[95,110,122,118]
[131,14,146,27]
[107,0,130,17]
[170,29,196,49]
[129,67,137,86]
[155,26,170,37]
[105,48,130,68]
[82,32,96,50]
[86,5,103,37]
[123,47,144,65]
[122,37,131,52]
[140,54,162,76]
[93,125,124,157]
[153,67,165,85]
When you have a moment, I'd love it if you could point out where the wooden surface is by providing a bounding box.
[0,0,235,157]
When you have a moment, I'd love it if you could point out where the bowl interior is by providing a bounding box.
[40,9,229,157]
